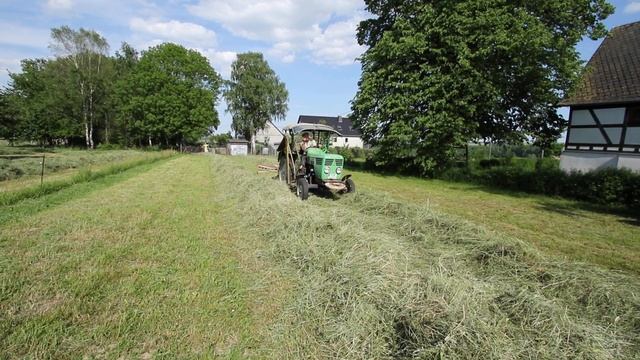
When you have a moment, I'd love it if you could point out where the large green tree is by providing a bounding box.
[118,43,221,147]
[351,0,614,174]
[7,58,82,146]
[0,89,20,145]
[109,42,140,146]
[50,26,110,149]
[224,52,288,154]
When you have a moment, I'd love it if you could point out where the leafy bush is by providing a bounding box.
[479,159,501,168]
[440,164,640,209]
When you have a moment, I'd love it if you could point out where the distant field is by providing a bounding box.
[1,154,638,358]
[0,146,154,191]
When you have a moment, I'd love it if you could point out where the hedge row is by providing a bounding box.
[440,165,640,210]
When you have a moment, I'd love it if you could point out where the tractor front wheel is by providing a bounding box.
[345,178,356,193]
[296,178,309,200]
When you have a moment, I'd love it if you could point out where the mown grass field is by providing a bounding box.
[1,154,639,359]
[242,156,640,274]
[0,144,153,189]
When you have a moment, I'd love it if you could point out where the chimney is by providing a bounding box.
[338,115,343,123]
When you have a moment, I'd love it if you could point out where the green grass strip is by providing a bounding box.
[0,151,176,207]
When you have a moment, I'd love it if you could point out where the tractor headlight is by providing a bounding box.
[336,167,342,174]
[324,165,330,174]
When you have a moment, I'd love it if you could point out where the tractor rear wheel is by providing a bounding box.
[296,177,309,200]
[345,178,356,193]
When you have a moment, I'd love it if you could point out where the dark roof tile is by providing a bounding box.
[560,21,640,106]
[297,115,362,137]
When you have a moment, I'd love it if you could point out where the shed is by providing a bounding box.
[559,21,640,173]
[227,139,249,156]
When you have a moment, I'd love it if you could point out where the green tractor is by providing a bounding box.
[276,123,355,200]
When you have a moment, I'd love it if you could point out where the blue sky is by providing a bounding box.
[0,1,639,133]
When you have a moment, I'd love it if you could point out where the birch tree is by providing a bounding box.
[49,26,109,149]
[224,52,288,154]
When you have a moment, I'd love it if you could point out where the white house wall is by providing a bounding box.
[332,136,364,148]
[593,108,626,124]
[255,122,284,149]
[565,106,640,151]
[560,151,640,173]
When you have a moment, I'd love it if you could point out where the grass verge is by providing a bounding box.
[0,151,175,207]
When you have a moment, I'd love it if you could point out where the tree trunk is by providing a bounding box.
[250,133,256,155]
[148,136,152,147]
[88,89,95,149]
[84,121,90,149]
[81,82,91,149]
[89,119,94,149]
[104,112,110,144]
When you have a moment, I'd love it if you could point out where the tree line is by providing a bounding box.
[0,26,289,151]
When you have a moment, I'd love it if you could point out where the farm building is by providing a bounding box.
[559,21,640,173]
[227,139,249,156]
[255,121,284,152]
[297,115,365,148]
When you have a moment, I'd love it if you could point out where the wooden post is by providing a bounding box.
[465,144,469,168]
[41,154,45,186]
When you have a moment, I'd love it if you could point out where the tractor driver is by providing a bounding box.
[299,132,317,153]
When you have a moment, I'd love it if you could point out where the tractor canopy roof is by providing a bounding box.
[283,123,342,136]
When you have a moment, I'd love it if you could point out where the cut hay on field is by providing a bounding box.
[211,155,640,359]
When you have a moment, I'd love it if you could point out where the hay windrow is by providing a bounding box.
[210,156,640,359]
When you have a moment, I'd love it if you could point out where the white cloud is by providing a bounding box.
[0,57,22,76]
[198,49,237,78]
[0,23,50,49]
[130,18,216,48]
[45,0,73,10]
[308,17,365,65]
[42,0,162,23]
[268,42,296,63]
[624,2,640,14]
[187,0,366,65]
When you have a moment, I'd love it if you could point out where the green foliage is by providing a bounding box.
[6,58,80,145]
[352,0,613,174]
[4,28,220,150]
[117,43,222,146]
[478,159,501,169]
[208,132,232,147]
[224,52,288,153]
[328,147,373,164]
[0,90,20,144]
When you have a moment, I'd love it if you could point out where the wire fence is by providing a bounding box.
[0,154,46,186]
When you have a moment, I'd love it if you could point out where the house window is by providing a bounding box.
[628,107,640,125]
[333,137,338,143]
[345,138,349,143]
